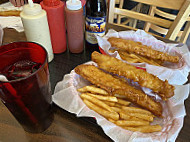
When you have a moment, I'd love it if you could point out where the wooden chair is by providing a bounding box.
[109,0,142,28]
[144,5,190,43]
[108,0,190,43]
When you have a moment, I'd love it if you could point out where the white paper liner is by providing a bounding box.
[0,2,23,11]
[53,61,190,142]
[0,2,24,32]
[97,29,190,85]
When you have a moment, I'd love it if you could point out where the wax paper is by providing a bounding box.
[0,2,24,32]
[53,61,190,142]
[97,29,190,85]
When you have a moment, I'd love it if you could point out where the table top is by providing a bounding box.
[0,23,189,142]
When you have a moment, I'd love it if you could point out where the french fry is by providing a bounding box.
[134,54,161,66]
[86,93,118,102]
[126,58,139,63]
[108,118,116,123]
[123,125,162,133]
[83,99,119,120]
[80,94,114,112]
[112,49,162,66]
[114,103,124,108]
[78,85,109,95]
[104,101,115,107]
[111,107,122,113]
[108,49,114,53]
[117,50,140,63]
[123,57,139,63]
[109,49,139,63]
[78,83,161,133]
[129,53,141,59]
[124,112,154,122]
[117,98,131,106]
[115,120,149,126]
[122,106,153,116]
[114,94,128,99]
[119,112,143,121]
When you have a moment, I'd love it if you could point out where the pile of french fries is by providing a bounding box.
[78,85,162,133]
[109,49,163,66]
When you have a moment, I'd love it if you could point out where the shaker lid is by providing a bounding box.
[66,0,82,10]
[43,0,60,7]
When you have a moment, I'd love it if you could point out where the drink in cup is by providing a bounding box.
[0,42,53,133]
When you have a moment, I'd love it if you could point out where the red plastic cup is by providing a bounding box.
[0,42,53,133]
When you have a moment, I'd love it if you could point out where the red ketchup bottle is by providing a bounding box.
[65,0,84,53]
[40,0,67,54]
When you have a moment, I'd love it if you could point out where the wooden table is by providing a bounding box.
[0,23,190,142]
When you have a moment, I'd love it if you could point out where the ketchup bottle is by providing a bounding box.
[41,0,67,54]
[65,0,84,53]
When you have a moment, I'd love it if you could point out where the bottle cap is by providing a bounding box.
[23,0,42,16]
[66,0,82,10]
[43,0,60,7]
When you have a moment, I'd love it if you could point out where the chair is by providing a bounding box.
[108,0,190,43]
[108,0,142,28]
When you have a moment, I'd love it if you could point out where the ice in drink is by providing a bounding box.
[0,42,53,133]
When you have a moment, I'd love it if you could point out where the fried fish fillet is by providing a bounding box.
[108,37,179,63]
[75,64,162,117]
[91,51,174,100]
[0,10,21,16]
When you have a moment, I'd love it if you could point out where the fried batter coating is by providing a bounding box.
[0,10,21,17]
[91,51,174,100]
[74,64,162,117]
[108,37,179,63]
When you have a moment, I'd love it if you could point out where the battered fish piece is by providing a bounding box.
[108,37,179,63]
[91,51,174,100]
[0,10,21,16]
[75,64,162,117]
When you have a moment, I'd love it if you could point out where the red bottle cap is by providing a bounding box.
[43,0,60,7]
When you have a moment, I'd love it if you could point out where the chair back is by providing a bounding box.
[108,0,190,43]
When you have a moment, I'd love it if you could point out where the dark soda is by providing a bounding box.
[2,60,42,81]
[0,42,53,133]
[85,0,107,52]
